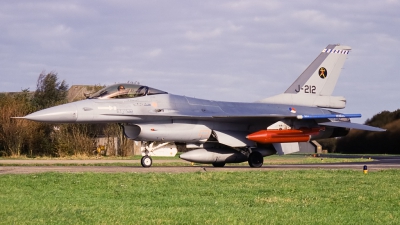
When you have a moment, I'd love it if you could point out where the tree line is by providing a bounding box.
[0,72,133,157]
[335,110,400,154]
[319,109,400,154]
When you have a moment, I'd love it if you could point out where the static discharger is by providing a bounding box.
[246,127,322,144]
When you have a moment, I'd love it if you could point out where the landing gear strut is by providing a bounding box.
[141,155,153,167]
[139,141,178,168]
[248,151,263,168]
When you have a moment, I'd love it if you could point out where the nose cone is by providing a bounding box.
[24,103,78,123]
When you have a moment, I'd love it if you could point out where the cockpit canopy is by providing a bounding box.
[89,83,168,99]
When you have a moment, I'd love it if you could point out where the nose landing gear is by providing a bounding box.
[141,155,153,167]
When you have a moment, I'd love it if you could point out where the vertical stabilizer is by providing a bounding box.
[285,44,351,96]
[259,44,351,109]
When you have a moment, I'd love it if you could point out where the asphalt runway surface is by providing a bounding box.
[1,156,400,174]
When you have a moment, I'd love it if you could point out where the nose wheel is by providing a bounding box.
[141,155,153,167]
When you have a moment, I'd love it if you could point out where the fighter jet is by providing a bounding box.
[22,44,384,168]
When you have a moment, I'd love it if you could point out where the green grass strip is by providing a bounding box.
[1,170,400,224]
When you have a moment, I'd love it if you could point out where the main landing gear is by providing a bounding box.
[248,151,263,168]
[141,155,153,167]
[212,162,226,167]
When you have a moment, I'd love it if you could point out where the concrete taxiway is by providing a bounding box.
[1,156,400,174]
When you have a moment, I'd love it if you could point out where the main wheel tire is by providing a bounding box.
[248,151,263,168]
[212,162,226,167]
[141,156,153,168]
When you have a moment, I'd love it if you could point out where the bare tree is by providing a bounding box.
[0,91,32,156]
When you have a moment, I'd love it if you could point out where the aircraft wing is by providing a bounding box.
[214,113,385,132]
[101,113,342,121]
[102,112,384,132]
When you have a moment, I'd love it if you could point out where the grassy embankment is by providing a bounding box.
[1,170,400,224]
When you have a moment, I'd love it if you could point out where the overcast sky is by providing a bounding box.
[1,0,399,123]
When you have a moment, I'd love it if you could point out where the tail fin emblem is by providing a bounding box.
[319,67,327,79]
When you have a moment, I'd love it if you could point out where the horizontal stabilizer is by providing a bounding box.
[318,121,385,132]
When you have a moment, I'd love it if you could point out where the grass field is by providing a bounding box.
[1,170,400,224]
